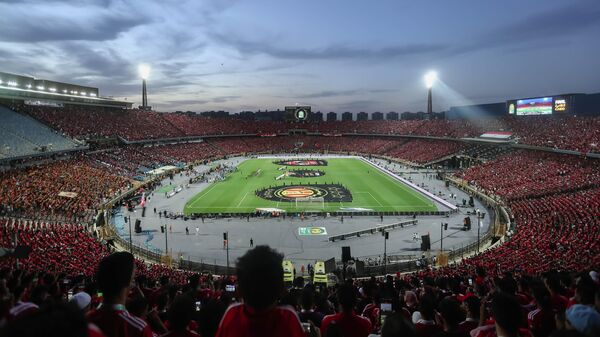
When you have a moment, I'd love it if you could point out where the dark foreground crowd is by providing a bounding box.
[0,245,598,337]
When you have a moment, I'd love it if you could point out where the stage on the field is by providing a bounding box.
[183,158,438,214]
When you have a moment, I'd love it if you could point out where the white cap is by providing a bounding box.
[70,292,91,310]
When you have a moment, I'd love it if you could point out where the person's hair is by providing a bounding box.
[236,245,284,310]
[126,295,148,318]
[168,295,195,330]
[381,312,417,337]
[337,283,357,311]
[1,302,87,337]
[29,285,49,306]
[531,282,552,310]
[491,292,522,336]
[463,296,481,319]
[419,295,436,321]
[156,291,170,311]
[96,252,135,299]
[498,276,517,295]
[575,274,596,305]
[545,274,564,294]
[438,297,464,328]
[301,288,315,310]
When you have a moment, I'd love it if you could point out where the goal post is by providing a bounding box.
[295,197,325,211]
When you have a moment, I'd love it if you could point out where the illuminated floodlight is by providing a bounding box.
[36,85,45,90]
[0,79,3,85]
[62,89,67,93]
[8,81,18,87]
[49,87,57,92]
[90,93,97,97]
[26,84,32,89]
[138,64,151,80]
[424,71,437,88]
[81,91,87,96]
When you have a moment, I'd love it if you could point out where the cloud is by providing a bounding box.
[0,1,149,42]
[457,2,600,54]
[296,89,393,99]
[210,31,447,60]
[336,100,382,111]
[165,95,241,106]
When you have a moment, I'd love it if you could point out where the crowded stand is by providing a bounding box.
[461,187,600,275]
[6,103,599,154]
[0,107,599,337]
[21,105,182,141]
[386,139,469,164]
[162,113,285,136]
[504,115,600,153]
[0,219,109,276]
[135,142,224,164]
[0,157,131,222]
[0,242,597,337]
[456,151,600,201]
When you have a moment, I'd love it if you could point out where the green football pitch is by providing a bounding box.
[183,158,437,214]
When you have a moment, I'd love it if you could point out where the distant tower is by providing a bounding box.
[427,86,432,114]
[142,78,148,108]
[138,64,151,110]
[424,71,437,114]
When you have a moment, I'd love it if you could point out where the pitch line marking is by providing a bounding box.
[362,192,383,207]
[236,192,249,207]
[188,183,219,207]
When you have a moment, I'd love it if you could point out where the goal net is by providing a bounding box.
[295,197,325,211]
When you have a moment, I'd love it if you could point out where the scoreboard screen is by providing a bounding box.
[508,96,570,116]
[285,106,312,122]
[516,97,552,116]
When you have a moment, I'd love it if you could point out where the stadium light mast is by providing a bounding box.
[138,64,151,110]
[424,71,437,114]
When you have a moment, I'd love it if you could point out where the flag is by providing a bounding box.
[139,192,146,208]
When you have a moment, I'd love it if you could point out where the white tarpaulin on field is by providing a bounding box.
[146,166,178,176]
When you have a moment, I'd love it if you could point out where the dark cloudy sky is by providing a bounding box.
[1,0,599,113]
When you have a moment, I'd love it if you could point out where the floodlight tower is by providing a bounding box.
[138,64,151,110]
[424,71,437,114]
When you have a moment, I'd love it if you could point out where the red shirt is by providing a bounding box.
[321,312,372,337]
[415,320,443,337]
[88,306,153,337]
[458,319,479,335]
[215,303,304,337]
[527,308,555,337]
[550,294,568,312]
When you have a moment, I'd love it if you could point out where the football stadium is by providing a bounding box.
[0,1,599,337]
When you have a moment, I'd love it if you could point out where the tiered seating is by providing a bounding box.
[0,106,79,159]
[23,105,183,140]
[505,115,600,153]
[463,188,600,275]
[208,136,298,153]
[0,157,131,221]
[136,142,224,163]
[0,220,109,276]
[15,102,600,154]
[456,151,600,200]
[459,144,513,161]
[162,113,284,135]
[385,139,468,163]
[87,147,174,178]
